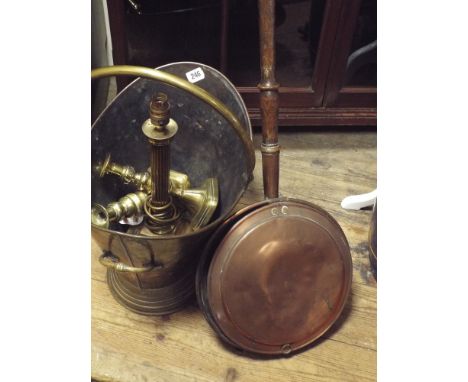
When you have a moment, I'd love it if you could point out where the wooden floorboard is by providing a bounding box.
[92,129,377,381]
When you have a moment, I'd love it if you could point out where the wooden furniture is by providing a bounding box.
[106,0,376,126]
[91,129,377,381]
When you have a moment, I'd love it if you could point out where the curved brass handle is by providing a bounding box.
[99,251,154,273]
[91,65,255,174]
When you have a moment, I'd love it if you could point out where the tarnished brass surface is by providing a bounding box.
[92,63,253,315]
[94,156,218,233]
[202,198,352,355]
[173,178,219,230]
[91,191,147,228]
[93,92,220,235]
[143,93,180,235]
[107,267,195,316]
[96,153,191,193]
[99,251,153,273]
[91,65,255,173]
[92,220,213,314]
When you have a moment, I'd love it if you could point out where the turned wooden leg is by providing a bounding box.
[258,0,280,199]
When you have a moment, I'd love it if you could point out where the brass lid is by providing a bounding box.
[201,199,352,356]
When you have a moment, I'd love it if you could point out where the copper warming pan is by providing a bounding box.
[196,0,353,356]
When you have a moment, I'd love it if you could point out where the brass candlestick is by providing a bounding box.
[91,191,147,228]
[95,153,191,193]
[92,93,220,234]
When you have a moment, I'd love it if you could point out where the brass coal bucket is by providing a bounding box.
[91,63,254,315]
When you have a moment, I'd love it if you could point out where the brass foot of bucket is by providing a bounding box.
[106,269,195,316]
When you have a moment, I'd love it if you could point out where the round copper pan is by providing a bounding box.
[196,200,271,348]
[197,198,352,356]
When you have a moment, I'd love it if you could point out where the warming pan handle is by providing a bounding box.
[91,65,255,174]
[258,0,280,199]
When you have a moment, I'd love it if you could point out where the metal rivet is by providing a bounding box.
[281,344,292,355]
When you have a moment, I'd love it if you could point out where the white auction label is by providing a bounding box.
[185,67,205,83]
